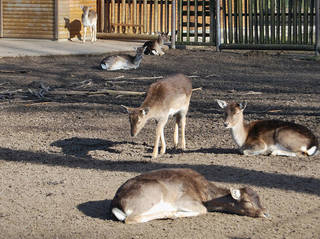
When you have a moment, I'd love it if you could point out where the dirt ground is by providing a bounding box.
[0,48,319,239]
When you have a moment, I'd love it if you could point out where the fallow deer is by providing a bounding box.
[110,168,268,224]
[100,47,146,71]
[143,32,170,56]
[81,6,97,43]
[121,74,192,158]
[216,100,318,156]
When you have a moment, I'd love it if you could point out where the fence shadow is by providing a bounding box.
[0,146,319,197]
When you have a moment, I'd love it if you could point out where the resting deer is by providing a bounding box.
[100,47,146,71]
[111,168,268,224]
[122,74,192,158]
[143,32,170,56]
[81,6,97,43]
[216,100,318,156]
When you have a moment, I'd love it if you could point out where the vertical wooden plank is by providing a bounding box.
[178,0,182,41]
[202,0,206,42]
[210,0,215,43]
[234,0,238,42]
[309,0,314,44]
[159,0,165,32]
[316,0,320,54]
[259,0,264,43]
[281,0,285,43]
[149,0,153,33]
[99,0,105,32]
[54,0,59,39]
[271,0,275,43]
[143,0,147,33]
[293,0,297,43]
[298,0,302,43]
[228,0,233,43]
[166,0,169,33]
[244,0,248,43]
[187,0,190,42]
[195,0,198,42]
[265,0,269,43]
[155,0,158,33]
[276,0,280,43]
[133,0,137,32]
[303,0,309,44]
[254,0,258,43]
[222,0,228,43]
[122,0,126,32]
[238,0,243,43]
[216,0,221,49]
[249,0,253,43]
[288,0,292,43]
[172,0,176,48]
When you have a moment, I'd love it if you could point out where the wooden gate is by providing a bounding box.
[177,0,320,52]
[97,0,176,38]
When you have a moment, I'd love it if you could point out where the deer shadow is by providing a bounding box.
[77,199,113,220]
[64,18,82,41]
[50,137,138,158]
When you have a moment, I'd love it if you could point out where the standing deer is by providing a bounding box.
[81,6,97,43]
[110,168,269,224]
[143,32,170,56]
[100,47,146,71]
[122,74,192,158]
[216,100,318,156]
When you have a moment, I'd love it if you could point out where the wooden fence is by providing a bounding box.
[177,0,320,52]
[97,0,176,38]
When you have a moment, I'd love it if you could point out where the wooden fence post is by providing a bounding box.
[172,0,176,49]
[216,0,221,51]
[316,0,320,55]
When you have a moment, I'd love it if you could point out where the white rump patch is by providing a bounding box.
[168,108,180,117]
[112,208,127,221]
[306,146,317,156]
[100,63,107,70]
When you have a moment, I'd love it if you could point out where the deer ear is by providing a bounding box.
[121,105,130,113]
[216,99,227,109]
[230,188,241,201]
[239,101,247,111]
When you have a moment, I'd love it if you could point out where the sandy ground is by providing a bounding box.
[0,49,319,239]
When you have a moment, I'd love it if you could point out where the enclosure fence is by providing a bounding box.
[177,0,320,52]
[96,0,320,52]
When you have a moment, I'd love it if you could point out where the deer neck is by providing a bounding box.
[204,183,233,211]
[133,53,143,66]
[157,36,163,45]
[230,116,248,147]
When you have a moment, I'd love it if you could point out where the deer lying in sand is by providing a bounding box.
[100,47,146,71]
[81,6,97,43]
[216,100,318,156]
[111,168,268,224]
[143,32,170,56]
[122,74,193,158]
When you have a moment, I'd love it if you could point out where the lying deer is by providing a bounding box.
[143,32,170,56]
[100,47,146,71]
[81,6,97,43]
[111,168,268,224]
[216,100,318,156]
[122,74,192,158]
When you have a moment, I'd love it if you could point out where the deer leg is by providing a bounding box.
[241,140,267,156]
[153,120,167,158]
[125,211,175,224]
[174,114,181,148]
[174,196,207,218]
[83,27,87,43]
[180,114,187,150]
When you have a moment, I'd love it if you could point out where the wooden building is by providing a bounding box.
[0,0,96,40]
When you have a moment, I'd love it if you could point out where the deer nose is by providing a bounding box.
[224,122,229,128]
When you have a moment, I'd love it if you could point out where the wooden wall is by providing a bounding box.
[1,0,96,40]
[2,0,55,39]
